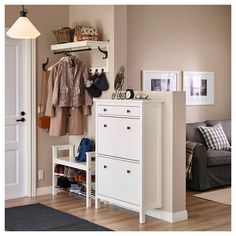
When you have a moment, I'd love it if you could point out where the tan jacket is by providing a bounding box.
[45,61,91,136]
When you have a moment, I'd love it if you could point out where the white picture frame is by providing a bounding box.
[142,70,180,91]
[183,71,214,106]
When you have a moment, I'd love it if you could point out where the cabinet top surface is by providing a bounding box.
[93,99,163,104]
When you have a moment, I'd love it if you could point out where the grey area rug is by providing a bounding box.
[5,203,112,231]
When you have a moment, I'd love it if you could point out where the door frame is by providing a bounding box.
[5,29,37,197]
[25,39,37,197]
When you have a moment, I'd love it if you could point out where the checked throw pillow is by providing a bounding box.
[198,123,231,151]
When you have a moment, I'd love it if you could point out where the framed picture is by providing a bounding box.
[142,70,180,91]
[183,71,214,106]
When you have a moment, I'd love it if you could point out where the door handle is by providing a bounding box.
[16,118,25,122]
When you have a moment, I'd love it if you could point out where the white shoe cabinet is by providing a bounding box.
[94,99,163,223]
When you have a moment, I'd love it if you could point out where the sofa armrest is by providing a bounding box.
[192,144,208,170]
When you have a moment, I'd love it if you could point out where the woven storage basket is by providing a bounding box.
[53,28,74,44]
[74,25,99,41]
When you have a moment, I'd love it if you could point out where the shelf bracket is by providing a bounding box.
[98,46,108,59]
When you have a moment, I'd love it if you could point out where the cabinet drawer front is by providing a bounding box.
[97,117,141,161]
[97,156,140,205]
[97,105,140,117]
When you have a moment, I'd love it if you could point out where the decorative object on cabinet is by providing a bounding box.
[112,66,126,100]
[125,89,134,99]
[74,25,99,42]
[135,94,149,99]
[183,71,214,106]
[53,27,74,44]
[94,99,163,223]
[52,144,95,207]
[51,40,109,72]
[142,70,180,91]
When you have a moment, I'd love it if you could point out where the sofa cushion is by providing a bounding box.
[207,150,231,167]
[205,119,231,145]
[186,122,207,144]
[198,123,231,151]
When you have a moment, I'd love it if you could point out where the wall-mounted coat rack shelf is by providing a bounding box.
[51,40,109,72]
[51,40,109,59]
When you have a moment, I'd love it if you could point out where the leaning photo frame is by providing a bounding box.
[183,71,214,106]
[142,70,180,91]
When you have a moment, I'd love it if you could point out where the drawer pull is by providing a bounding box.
[127,126,131,130]
[126,109,131,113]
[103,108,107,112]
[104,124,107,128]
[104,165,107,169]
[127,170,131,174]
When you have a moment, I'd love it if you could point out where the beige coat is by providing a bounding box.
[45,61,92,136]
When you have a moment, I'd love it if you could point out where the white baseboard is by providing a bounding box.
[107,200,188,223]
[146,209,188,223]
[36,186,52,196]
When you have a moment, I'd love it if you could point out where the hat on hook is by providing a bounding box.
[86,84,102,98]
[94,69,109,91]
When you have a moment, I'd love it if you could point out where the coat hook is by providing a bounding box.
[98,46,108,59]
[42,57,49,71]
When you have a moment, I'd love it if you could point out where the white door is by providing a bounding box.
[5,36,28,199]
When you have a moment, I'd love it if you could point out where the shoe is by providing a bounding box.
[54,165,64,174]
[57,177,71,188]
[63,166,69,177]
[78,174,86,182]
[67,168,77,179]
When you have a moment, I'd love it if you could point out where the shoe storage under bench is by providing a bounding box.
[52,144,95,207]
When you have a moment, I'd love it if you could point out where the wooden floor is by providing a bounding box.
[5,190,231,231]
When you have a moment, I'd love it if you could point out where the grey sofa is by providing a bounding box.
[186,119,231,191]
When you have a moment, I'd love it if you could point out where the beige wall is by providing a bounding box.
[5,5,69,188]
[68,5,128,150]
[69,5,114,147]
[127,5,231,123]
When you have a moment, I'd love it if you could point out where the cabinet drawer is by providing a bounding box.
[97,156,140,205]
[97,117,141,161]
[97,105,140,117]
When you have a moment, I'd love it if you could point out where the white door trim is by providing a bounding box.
[25,39,37,197]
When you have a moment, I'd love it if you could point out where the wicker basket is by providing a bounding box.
[74,25,99,41]
[53,27,74,44]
